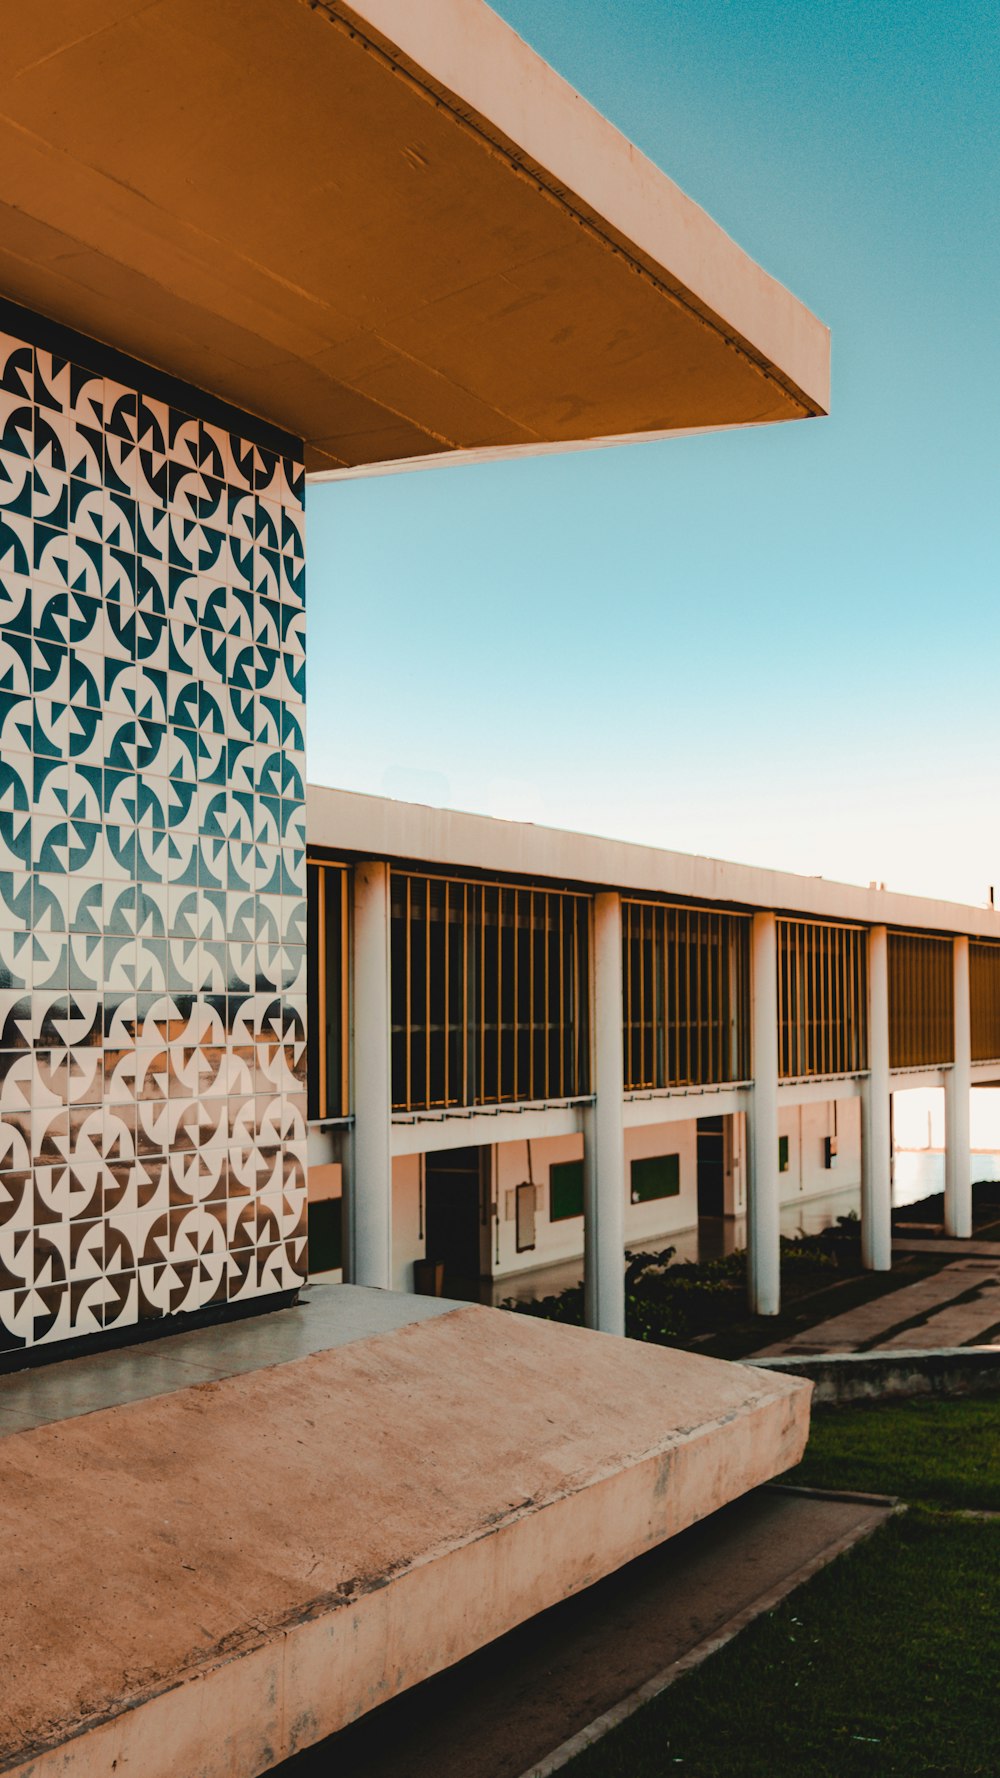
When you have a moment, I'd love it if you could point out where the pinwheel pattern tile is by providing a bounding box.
[0,324,308,1352]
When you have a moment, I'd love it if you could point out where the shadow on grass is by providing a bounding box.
[563,1395,1000,1777]
[562,1507,1000,1778]
[786,1395,1000,1512]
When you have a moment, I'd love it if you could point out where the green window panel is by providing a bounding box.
[550,1158,584,1221]
[630,1153,680,1204]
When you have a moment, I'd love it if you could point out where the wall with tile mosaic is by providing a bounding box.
[0,316,307,1354]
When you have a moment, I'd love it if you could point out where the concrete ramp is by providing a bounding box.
[1,1295,809,1778]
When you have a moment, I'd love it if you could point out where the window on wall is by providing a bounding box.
[779,1135,790,1173]
[550,1158,584,1221]
[307,1198,343,1273]
[515,1182,537,1252]
[630,1153,680,1204]
[390,872,591,1112]
[622,902,750,1091]
[306,860,349,1120]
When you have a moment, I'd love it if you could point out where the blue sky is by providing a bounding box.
[306,0,999,907]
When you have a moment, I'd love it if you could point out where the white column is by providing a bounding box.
[584,891,625,1335]
[748,911,780,1315]
[944,935,972,1238]
[348,860,393,1287]
[860,924,892,1270]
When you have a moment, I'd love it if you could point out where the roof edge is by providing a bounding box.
[323,0,831,418]
[307,783,1000,941]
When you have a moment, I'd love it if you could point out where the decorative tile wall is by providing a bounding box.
[0,322,307,1353]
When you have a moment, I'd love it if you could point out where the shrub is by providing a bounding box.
[503,1225,860,1344]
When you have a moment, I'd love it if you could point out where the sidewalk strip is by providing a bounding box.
[513,1501,899,1778]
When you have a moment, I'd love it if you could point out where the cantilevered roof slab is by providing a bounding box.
[0,0,830,474]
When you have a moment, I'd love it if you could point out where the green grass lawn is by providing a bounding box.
[787,1396,1000,1511]
[563,1398,1000,1778]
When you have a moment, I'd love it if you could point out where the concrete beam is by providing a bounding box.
[971,1062,1000,1083]
[390,1102,585,1157]
[889,1068,948,1091]
[776,1076,865,1107]
[624,1087,751,1126]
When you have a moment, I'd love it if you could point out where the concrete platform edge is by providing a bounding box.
[3,1383,807,1778]
[745,1345,1000,1405]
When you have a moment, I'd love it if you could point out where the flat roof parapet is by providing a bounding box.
[307,784,1000,941]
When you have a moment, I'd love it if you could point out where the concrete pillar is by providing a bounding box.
[748,911,780,1315]
[944,935,972,1239]
[348,861,393,1287]
[584,892,626,1335]
[860,924,892,1271]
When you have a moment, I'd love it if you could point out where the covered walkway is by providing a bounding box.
[307,789,1000,1326]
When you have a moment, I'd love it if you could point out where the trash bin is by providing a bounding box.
[413,1258,445,1297]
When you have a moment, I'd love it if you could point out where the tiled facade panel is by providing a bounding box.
[0,324,307,1353]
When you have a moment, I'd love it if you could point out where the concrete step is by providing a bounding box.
[1,1287,809,1778]
[892,1237,1000,1256]
[266,1485,894,1778]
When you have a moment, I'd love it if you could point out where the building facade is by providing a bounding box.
[306,787,1000,1328]
[0,0,835,1361]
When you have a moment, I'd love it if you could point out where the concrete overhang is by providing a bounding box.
[0,0,829,476]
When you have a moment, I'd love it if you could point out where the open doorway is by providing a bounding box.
[424,1146,489,1301]
[696,1115,725,1218]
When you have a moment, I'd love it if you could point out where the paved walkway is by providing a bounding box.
[755,1254,1000,1358]
[892,1236,1000,1257]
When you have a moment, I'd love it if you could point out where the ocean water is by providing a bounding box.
[893,1149,1000,1208]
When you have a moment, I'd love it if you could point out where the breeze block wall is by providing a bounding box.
[0,310,307,1355]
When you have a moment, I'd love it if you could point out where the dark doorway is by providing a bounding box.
[697,1116,725,1218]
[424,1147,486,1300]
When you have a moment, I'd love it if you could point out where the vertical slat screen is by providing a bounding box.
[776,919,868,1078]
[390,873,591,1111]
[970,942,1000,1061]
[887,932,953,1068]
[622,903,750,1089]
